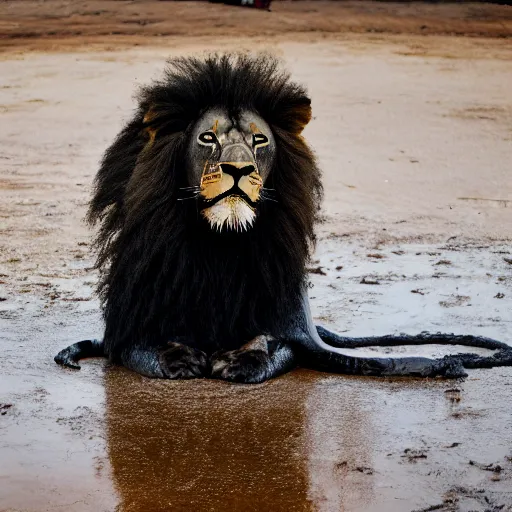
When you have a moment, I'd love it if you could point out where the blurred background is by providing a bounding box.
[1,0,511,52]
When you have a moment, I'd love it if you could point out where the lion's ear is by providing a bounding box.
[293,99,312,134]
[282,98,312,135]
[143,108,158,145]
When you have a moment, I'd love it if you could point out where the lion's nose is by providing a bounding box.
[220,163,256,183]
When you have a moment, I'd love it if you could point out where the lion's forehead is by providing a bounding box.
[193,108,272,138]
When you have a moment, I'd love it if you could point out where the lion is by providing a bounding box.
[55,54,512,383]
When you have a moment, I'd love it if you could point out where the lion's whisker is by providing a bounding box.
[260,193,278,203]
[177,193,200,202]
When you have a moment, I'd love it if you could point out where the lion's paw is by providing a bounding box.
[211,349,271,384]
[159,342,209,379]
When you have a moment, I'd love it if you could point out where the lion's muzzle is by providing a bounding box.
[200,162,262,203]
[200,161,263,232]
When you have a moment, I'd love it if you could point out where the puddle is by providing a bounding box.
[1,240,511,512]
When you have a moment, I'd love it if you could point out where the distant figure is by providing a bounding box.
[210,0,272,10]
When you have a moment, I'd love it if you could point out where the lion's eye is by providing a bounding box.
[198,131,217,146]
[252,133,269,149]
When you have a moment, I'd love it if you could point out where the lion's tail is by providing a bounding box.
[307,325,512,378]
[54,339,105,370]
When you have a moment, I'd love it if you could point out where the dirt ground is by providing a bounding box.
[1,0,512,54]
[1,2,512,511]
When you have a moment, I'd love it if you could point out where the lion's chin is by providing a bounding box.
[201,196,256,232]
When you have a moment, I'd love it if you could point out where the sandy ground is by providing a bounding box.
[1,3,512,511]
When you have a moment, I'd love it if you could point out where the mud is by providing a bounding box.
[1,15,512,512]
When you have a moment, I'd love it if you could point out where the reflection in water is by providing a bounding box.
[104,368,314,512]
[103,368,468,512]
[306,378,375,512]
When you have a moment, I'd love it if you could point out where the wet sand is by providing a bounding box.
[1,5,512,511]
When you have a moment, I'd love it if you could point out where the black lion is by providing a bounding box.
[55,54,512,383]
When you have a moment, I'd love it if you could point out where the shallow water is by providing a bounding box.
[2,241,511,512]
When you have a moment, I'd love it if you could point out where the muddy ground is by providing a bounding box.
[1,2,512,511]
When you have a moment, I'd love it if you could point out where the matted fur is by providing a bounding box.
[88,54,323,358]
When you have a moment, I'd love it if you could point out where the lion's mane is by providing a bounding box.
[89,54,323,358]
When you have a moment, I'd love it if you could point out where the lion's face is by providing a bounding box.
[187,108,276,232]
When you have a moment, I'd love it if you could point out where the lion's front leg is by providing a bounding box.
[121,341,209,379]
[211,336,296,384]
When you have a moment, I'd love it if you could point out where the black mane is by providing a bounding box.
[88,54,323,357]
